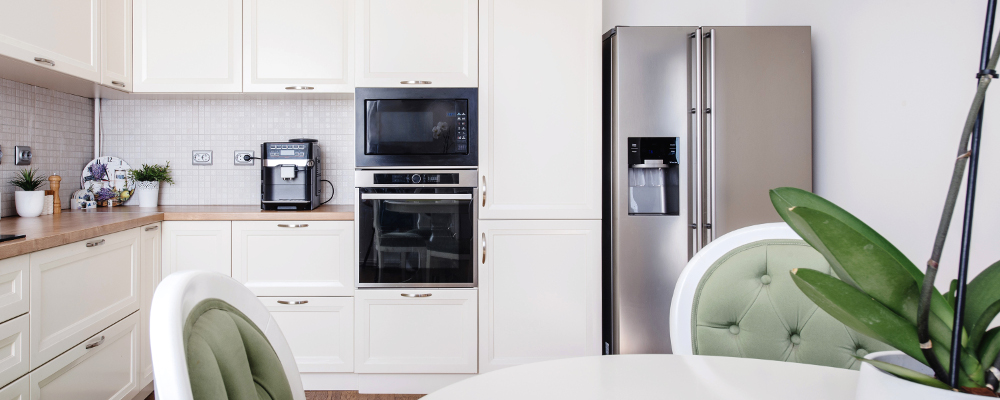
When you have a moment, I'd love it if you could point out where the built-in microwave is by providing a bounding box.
[355,88,478,168]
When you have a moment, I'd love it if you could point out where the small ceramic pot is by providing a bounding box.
[136,181,161,208]
[14,191,44,218]
[856,351,981,400]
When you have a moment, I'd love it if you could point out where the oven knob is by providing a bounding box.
[411,174,422,183]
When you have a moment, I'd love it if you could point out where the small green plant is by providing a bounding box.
[9,168,46,191]
[129,162,174,184]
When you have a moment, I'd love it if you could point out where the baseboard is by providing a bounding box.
[357,373,475,394]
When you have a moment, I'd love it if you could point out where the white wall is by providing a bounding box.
[604,0,1000,287]
[603,0,746,32]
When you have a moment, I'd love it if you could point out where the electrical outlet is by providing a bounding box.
[192,150,213,165]
[15,146,31,165]
[234,151,254,166]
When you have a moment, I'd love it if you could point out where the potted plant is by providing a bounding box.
[9,168,47,217]
[129,162,173,208]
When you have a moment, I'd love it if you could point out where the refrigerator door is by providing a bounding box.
[605,26,697,355]
[701,26,813,242]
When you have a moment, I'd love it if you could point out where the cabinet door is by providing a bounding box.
[478,220,601,373]
[355,289,477,373]
[356,0,477,87]
[0,0,101,81]
[0,255,28,325]
[232,221,353,296]
[139,223,161,388]
[0,315,28,390]
[244,0,354,93]
[263,297,353,372]
[0,376,27,400]
[29,229,140,370]
[478,0,601,219]
[29,313,139,400]
[102,0,131,91]
[162,221,232,278]
[134,0,242,92]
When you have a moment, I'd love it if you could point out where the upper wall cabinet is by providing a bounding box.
[244,0,354,93]
[0,0,102,82]
[102,0,131,91]
[356,0,477,88]
[134,0,243,92]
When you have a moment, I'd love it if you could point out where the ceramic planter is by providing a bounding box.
[856,351,980,400]
[14,191,44,218]
[136,181,161,208]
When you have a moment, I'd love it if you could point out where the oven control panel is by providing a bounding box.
[373,173,460,185]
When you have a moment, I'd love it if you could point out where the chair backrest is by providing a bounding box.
[669,223,890,370]
[150,271,305,400]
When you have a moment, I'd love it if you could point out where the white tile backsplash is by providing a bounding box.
[99,98,355,206]
[0,78,94,217]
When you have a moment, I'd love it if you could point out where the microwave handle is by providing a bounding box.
[360,193,472,200]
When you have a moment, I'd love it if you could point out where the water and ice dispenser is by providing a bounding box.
[627,137,679,215]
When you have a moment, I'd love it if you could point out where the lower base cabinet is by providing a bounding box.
[0,315,28,390]
[264,297,354,373]
[355,289,477,374]
[29,312,139,400]
[0,376,27,400]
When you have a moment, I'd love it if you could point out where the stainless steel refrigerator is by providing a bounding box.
[602,26,814,355]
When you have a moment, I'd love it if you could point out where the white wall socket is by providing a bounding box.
[234,151,254,166]
[192,150,213,165]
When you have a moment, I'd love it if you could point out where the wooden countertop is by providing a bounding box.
[0,205,354,260]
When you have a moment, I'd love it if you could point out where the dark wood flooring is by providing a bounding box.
[145,391,424,399]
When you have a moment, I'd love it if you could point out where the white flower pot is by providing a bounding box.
[14,191,44,218]
[136,181,161,208]
[856,351,981,400]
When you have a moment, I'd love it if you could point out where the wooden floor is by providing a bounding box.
[146,391,424,399]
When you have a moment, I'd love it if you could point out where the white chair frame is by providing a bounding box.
[669,222,802,355]
[150,270,306,400]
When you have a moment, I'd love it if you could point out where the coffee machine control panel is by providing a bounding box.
[265,143,311,159]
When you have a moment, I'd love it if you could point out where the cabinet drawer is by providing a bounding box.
[355,289,477,373]
[0,315,28,390]
[29,229,140,369]
[29,312,139,400]
[263,297,353,372]
[233,221,354,296]
[0,256,28,325]
[162,221,232,278]
[0,376,27,400]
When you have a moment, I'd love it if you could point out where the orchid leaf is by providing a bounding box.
[968,298,1000,351]
[978,327,1000,371]
[965,260,1000,336]
[857,357,954,391]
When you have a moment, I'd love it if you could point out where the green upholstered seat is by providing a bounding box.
[184,299,295,400]
[691,239,891,370]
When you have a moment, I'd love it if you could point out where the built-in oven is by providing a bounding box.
[355,88,478,168]
[355,169,477,288]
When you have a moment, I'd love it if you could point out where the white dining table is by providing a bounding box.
[423,355,859,400]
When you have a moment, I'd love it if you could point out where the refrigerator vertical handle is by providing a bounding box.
[690,28,704,255]
[704,28,717,244]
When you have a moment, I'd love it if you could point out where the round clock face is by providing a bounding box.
[81,156,135,206]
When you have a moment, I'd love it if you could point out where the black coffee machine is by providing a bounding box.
[261,138,323,210]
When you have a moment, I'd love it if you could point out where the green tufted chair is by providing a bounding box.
[669,223,891,370]
[151,270,305,400]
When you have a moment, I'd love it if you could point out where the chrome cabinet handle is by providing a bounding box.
[86,239,106,248]
[111,81,126,87]
[481,176,487,207]
[481,232,487,264]
[277,224,309,228]
[400,80,431,85]
[34,57,54,67]
[285,86,314,90]
[401,293,432,298]
[277,300,308,305]
[145,225,159,232]
[85,336,105,349]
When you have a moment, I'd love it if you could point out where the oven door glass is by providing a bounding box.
[365,99,470,155]
[358,188,475,287]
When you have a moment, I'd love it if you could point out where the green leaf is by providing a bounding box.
[946,279,958,309]
[978,327,1000,371]
[968,299,1000,351]
[965,260,1000,337]
[856,357,954,391]
[770,188,955,329]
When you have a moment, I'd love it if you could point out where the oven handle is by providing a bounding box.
[360,193,473,200]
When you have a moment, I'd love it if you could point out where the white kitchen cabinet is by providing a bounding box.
[244,0,354,93]
[29,312,139,400]
[29,228,140,370]
[478,219,601,373]
[0,376,27,400]
[355,289,477,373]
[162,221,232,278]
[264,297,354,373]
[0,255,28,325]
[102,0,132,91]
[232,221,354,296]
[133,0,242,92]
[477,0,601,220]
[0,0,102,81]
[0,315,28,390]
[356,0,477,87]
[139,223,161,388]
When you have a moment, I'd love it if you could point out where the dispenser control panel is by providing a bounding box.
[628,137,678,166]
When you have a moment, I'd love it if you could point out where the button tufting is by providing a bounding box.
[760,275,772,285]
[790,334,801,345]
[856,348,869,357]
[729,325,740,335]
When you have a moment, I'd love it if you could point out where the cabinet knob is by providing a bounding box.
[400,80,432,85]
[277,300,308,305]
[285,86,314,90]
[86,239,106,248]
[85,336,105,349]
[278,224,309,228]
[481,176,487,207]
[145,225,159,231]
[401,293,432,298]
[33,57,54,67]
[481,232,487,264]
[111,81,126,88]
